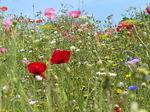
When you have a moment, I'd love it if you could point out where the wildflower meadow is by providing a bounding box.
[0,3,150,112]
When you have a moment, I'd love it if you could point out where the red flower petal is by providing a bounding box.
[50,50,71,65]
[27,62,47,79]
[0,7,8,11]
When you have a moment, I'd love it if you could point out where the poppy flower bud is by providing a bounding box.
[13,20,18,26]
[53,75,58,81]
[12,78,18,83]
[97,60,102,67]
[66,67,71,73]
[105,71,110,78]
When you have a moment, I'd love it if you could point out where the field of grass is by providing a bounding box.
[0,5,149,112]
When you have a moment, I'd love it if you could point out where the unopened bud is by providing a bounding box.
[53,75,58,81]
[97,60,103,67]
[66,67,71,73]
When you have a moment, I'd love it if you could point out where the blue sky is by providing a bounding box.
[0,0,149,24]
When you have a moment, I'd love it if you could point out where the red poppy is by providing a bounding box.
[0,7,8,11]
[146,6,150,14]
[49,49,71,65]
[114,106,121,112]
[27,62,47,79]
[36,20,42,23]
[116,21,132,32]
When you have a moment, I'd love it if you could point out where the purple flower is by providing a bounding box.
[131,59,140,63]
[128,85,138,90]
[125,59,140,65]
[145,76,149,80]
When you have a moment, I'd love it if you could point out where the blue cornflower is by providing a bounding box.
[128,85,138,90]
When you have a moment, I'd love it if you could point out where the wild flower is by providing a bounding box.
[96,72,117,77]
[0,48,5,53]
[35,75,43,80]
[0,6,8,11]
[116,88,122,94]
[48,49,71,65]
[29,100,39,104]
[146,6,150,14]
[70,46,76,50]
[44,8,56,20]
[68,10,81,18]
[114,105,121,112]
[128,85,138,90]
[125,59,140,65]
[27,62,47,79]
[2,19,13,26]
[105,29,114,35]
[36,20,42,23]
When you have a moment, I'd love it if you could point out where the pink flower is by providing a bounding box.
[35,75,43,80]
[68,10,81,18]
[72,23,79,29]
[2,19,13,26]
[0,48,5,53]
[44,8,56,20]
[29,100,39,104]
[21,60,30,63]
[28,19,34,22]
[106,29,114,35]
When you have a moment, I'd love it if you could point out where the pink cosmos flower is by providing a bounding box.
[68,10,81,18]
[44,8,56,20]
[0,48,5,53]
[2,19,13,26]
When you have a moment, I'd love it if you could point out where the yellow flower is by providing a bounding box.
[126,74,131,78]
[139,97,144,100]
[104,56,109,59]
[55,106,59,110]
[82,85,86,89]
[116,89,122,94]
[111,48,115,50]
[126,9,129,12]
[75,106,79,110]
[131,7,135,9]
[70,93,74,96]
[123,20,138,24]
[100,34,108,38]
[138,67,149,75]
[80,46,83,48]
[83,94,88,97]
[113,64,117,66]
[49,69,54,71]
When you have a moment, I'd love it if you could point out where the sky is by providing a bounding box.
[0,0,150,24]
